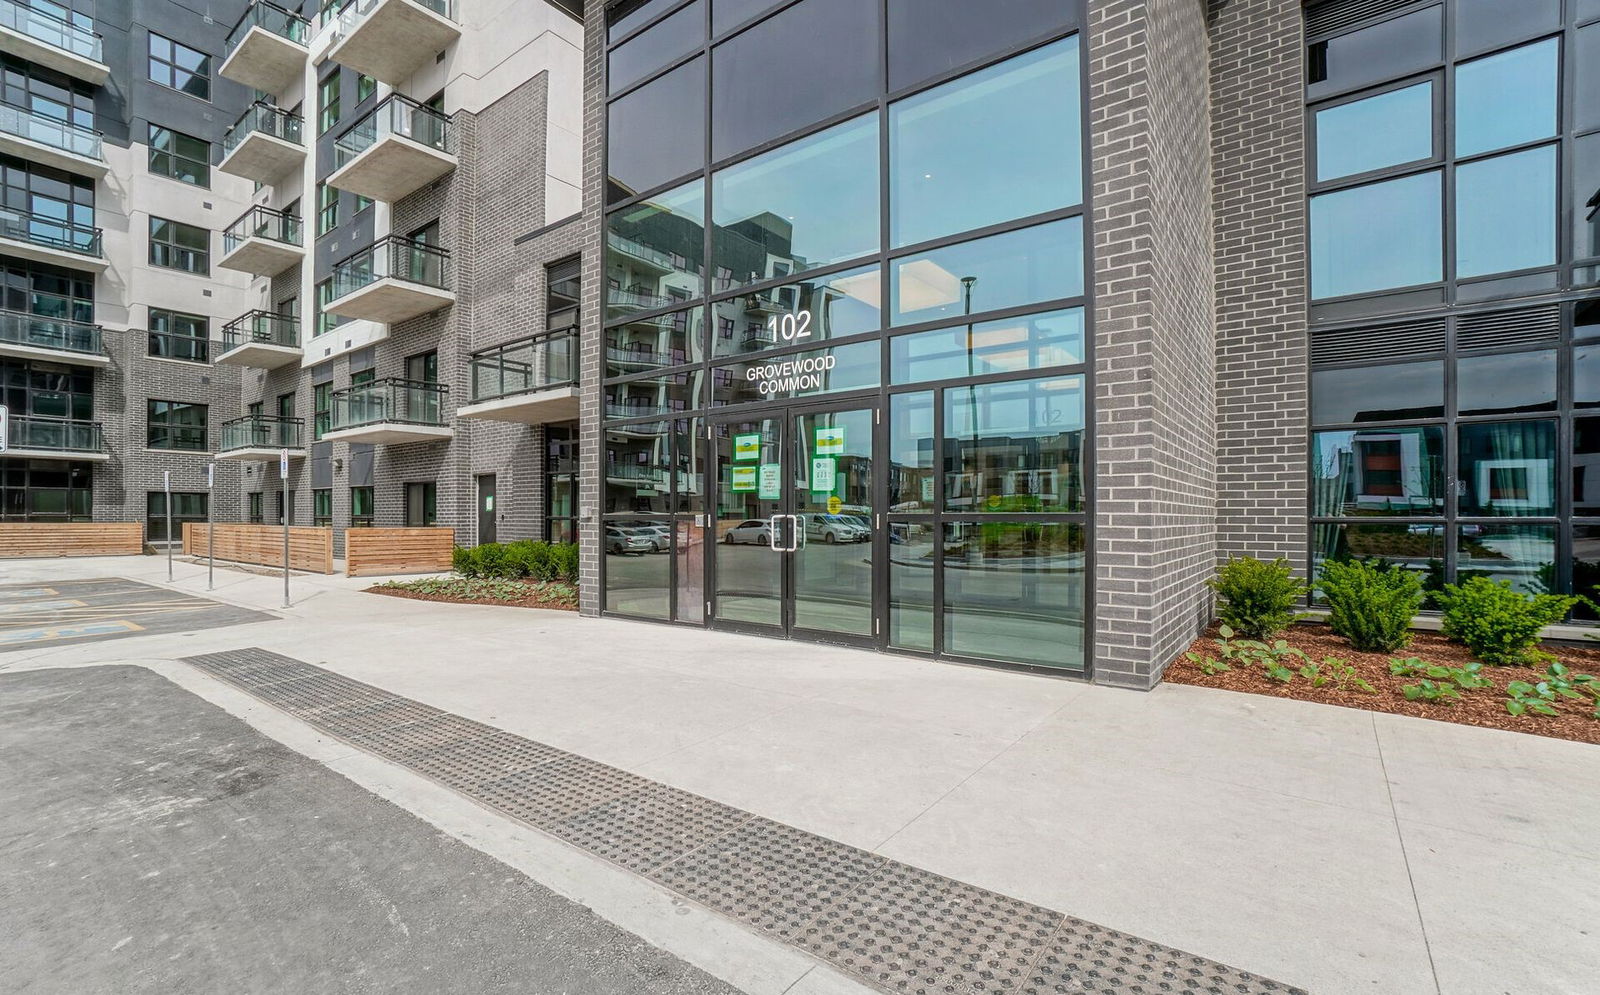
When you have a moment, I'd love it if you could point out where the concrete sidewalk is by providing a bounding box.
[3,554,1598,994]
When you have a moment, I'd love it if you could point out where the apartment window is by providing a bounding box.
[148,309,209,363]
[147,399,207,450]
[313,488,332,526]
[547,424,578,543]
[148,125,209,187]
[149,217,209,275]
[277,392,295,420]
[147,491,207,543]
[405,350,438,383]
[248,401,263,419]
[404,482,436,526]
[313,381,332,439]
[315,278,338,335]
[355,194,373,214]
[0,459,92,521]
[318,74,340,134]
[350,486,374,527]
[148,32,210,100]
[357,74,376,102]
[351,368,374,387]
[317,182,338,236]
[274,489,296,525]
[248,492,263,524]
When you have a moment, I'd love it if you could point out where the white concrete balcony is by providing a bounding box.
[324,235,454,324]
[323,378,453,445]
[0,309,106,365]
[217,206,304,278]
[326,94,455,203]
[455,327,579,426]
[219,102,305,185]
[3,415,107,461]
[325,0,459,86]
[0,0,107,85]
[217,414,306,462]
[219,1,310,95]
[215,311,301,370]
[0,208,105,270]
[0,102,105,176]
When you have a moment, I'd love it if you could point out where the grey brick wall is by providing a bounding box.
[577,0,607,616]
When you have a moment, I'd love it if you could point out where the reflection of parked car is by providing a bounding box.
[801,513,868,544]
[626,523,672,552]
[606,527,654,555]
[723,520,772,545]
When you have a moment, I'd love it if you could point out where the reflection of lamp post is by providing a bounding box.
[960,275,977,545]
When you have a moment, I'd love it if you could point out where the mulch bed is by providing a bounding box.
[1166,623,1600,745]
[364,585,577,612]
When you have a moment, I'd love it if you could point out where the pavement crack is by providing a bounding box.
[1373,711,1444,995]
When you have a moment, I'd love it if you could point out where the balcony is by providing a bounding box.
[323,378,452,445]
[0,101,105,175]
[326,95,455,203]
[219,102,304,184]
[0,309,105,365]
[216,311,301,370]
[607,232,675,274]
[3,415,106,461]
[455,327,578,426]
[0,0,107,84]
[218,205,303,278]
[147,330,210,364]
[0,208,105,269]
[217,414,305,461]
[607,286,675,313]
[325,235,453,324]
[220,1,309,95]
[325,0,459,86]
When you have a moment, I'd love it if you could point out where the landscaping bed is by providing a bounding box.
[366,577,578,611]
[1167,624,1600,745]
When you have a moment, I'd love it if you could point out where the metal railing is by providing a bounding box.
[333,93,452,171]
[6,414,102,453]
[331,378,448,430]
[223,205,302,253]
[221,310,300,352]
[0,0,102,61]
[220,414,302,451]
[147,330,210,363]
[223,101,303,157]
[0,308,100,355]
[607,286,674,310]
[226,0,309,53]
[330,0,455,33]
[0,207,101,256]
[607,232,674,270]
[469,326,576,403]
[0,101,101,159]
[330,234,450,299]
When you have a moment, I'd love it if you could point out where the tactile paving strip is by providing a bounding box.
[182,648,1308,995]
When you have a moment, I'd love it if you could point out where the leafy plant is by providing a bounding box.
[1207,557,1309,640]
[1298,657,1376,693]
[1318,559,1423,653]
[1185,650,1229,676]
[1402,679,1462,704]
[1433,577,1576,666]
[1506,663,1600,719]
[1505,680,1560,717]
[1388,657,1492,690]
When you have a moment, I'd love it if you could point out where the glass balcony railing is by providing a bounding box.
[0,207,101,256]
[220,414,302,451]
[6,414,102,453]
[0,308,101,355]
[333,93,452,170]
[606,232,674,270]
[330,234,450,299]
[0,0,102,62]
[147,330,209,363]
[226,0,309,54]
[223,205,302,253]
[221,310,300,352]
[331,378,448,431]
[608,286,674,311]
[223,101,303,158]
[327,0,455,32]
[469,326,577,403]
[0,101,101,159]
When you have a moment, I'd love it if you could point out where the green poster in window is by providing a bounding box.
[734,433,761,461]
[810,456,837,493]
[731,466,757,492]
[757,463,782,500]
[814,426,845,455]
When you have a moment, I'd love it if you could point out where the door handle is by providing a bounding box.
[768,515,784,552]
[788,514,805,552]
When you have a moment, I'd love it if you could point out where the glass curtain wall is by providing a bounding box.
[601,0,1090,672]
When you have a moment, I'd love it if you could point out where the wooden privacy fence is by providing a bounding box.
[0,522,144,558]
[183,523,334,574]
[345,527,455,577]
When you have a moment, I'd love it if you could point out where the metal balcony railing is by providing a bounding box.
[0,308,101,355]
[0,0,101,61]
[223,101,303,157]
[607,286,674,311]
[224,205,302,254]
[226,0,309,54]
[328,0,454,31]
[147,330,210,363]
[220,414,302,451]
[469,326,577,403]
[333,93,452,170]
[6,415,102,453]
[221,310,300,351]
[330,234,450,299]
[0,207,101,256]
[330,378,448,431]
[606,232,674,270]
[0,101,100,159]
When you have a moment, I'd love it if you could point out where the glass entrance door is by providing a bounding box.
[711,401,877,642]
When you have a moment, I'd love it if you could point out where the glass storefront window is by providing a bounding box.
[711,113,879,290]
[1310,171,1442,299]
[1311,428,1446,517]
[944,376,1085,514]
[604,532,671,618]
[887,523,936,652]
[1578,347,1600,409]
[711,339,879,406]
[1458,523,1556,594]
[1457,420,1557,517]
[1454,39,1558,158]
[606,306,704,377]
[606,423,674,516]
[1314,82,1433,182]
[1572,417,1600,516]
[886,0,1075,92]
[942,521,1085,671]
[891,217,1083,326]
[889,36,1080,248]
[607,57,706,203]
[1310,522,1445,604]
[606,180,706,314]
[608,0,703,93]
[1457,350,1555,417]
[888,390,934,512]
[1310,361,1443,425]
[605,369,702,421]
[1572,524,1600,619]
[1455,146,1556,279]
[891,307,1083,385]
[710,263,880,357]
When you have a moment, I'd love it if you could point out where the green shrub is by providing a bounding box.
[1433,576,1576,666]
[549,543,578,583]
[1318,559,1423,653]
[452,545,485,577]
[504,540,549,579]
[453,541,579,583]
[1207,557,1308,640]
